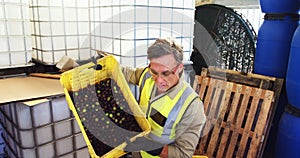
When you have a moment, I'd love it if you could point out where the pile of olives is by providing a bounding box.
[69,78,142,156]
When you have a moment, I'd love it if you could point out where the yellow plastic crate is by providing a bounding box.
[60,55,151,158]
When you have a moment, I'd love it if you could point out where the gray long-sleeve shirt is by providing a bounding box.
[122,66,206,158]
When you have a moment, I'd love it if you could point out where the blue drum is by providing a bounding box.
[275,109,300,158]
[286,25,300,108]
[254,15,298,78]
[260,0,299,13]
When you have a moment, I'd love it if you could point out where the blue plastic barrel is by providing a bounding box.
[254,16,298,78]
[260,0,299,13]
[255,16,298,158]
[286,25,300,108]
[275,110,300,158]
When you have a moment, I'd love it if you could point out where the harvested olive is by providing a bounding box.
[69,78,142,156]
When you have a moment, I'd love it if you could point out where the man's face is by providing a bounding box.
[148,54,182,93]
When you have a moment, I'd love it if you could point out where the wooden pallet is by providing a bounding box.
[193,67,283,158]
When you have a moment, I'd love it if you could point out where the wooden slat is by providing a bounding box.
[209,79,224,119]
[204,78,216,115]
[258,79,284,158]
[197,76,209,101]
[219,120,255,138]
[206,81,233,157]
[206,79,225,156]
[193,76,202,96]
[236,88,262,157]
[225,86,252,158]
[204,66,280,90]
[248,90,273,157]
[215,83,242,158]
[29,73,61,79]
[198,78,217,154]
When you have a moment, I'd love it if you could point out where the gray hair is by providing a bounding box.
[147,37,183,63]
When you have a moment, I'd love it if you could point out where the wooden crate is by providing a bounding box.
[193,67,283,158]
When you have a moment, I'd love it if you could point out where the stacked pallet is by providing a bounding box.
[193,67,283,158]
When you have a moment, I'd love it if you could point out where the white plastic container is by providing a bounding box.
[0,1,33,68]
[30,0,91,65]
[31,0,195,66]
[0,96,89,158]
[90,0,196,67]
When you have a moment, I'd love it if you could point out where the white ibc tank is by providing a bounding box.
[0,0,32,68]
[90,0,196,67]
[30,0,90,64]
[0,96,89,158]
[31,0,195,66]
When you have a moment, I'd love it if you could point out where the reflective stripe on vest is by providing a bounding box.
[148,83,198,144]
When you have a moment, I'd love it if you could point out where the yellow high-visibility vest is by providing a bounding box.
[138,69,199,157]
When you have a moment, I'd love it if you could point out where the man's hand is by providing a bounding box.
[159,145,168,158]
